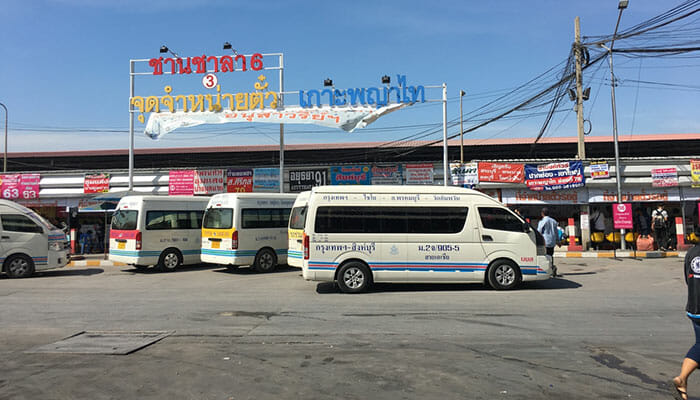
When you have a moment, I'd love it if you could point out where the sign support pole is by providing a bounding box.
[279,54,284,193]
[442,83,448,187]
[128,60,135,191]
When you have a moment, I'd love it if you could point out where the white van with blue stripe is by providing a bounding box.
[294,186,552,293]
[0,199,69,278]
[200,193,297,272]
[109,196,210,271]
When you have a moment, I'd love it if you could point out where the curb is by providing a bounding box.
[554,251,683,258]
[68,260,126,267]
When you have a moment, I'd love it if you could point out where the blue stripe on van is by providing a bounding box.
[202,249,288,258]
[308,261,546,274]
[109,249,200,257]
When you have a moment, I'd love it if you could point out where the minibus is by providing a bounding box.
[290,185,552,293]
[201,193,296,272]
[109,195,210,271]
[0,199,69,278]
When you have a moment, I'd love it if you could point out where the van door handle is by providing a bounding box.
[482,235,493,242]
[1,235,9,239]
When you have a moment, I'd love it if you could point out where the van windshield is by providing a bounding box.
[289,206,307,230]
[203,208,233,229]
[26,210,56,231]
[111,210,138,230]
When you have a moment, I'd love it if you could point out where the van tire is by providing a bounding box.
[253,249,277,273]
[337,261,372,294]
[157,249,182,272]
[487,260,521,290]
[5,254,35,278]
[133,264,149,271]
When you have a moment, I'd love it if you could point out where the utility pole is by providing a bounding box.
[574,16,586,160]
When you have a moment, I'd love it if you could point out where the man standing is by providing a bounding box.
[538,207,559,277]
[652,203,669,251]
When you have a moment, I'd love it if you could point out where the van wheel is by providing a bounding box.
[487,260,521,290]
[337,262,372,294]
[5,255,35,278]
[253,249,277,273]
[157,249,182,272]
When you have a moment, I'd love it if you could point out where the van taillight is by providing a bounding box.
[303,233,309,260]
[135,231,142,250]
[231,230,238,250]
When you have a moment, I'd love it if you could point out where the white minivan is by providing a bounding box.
[290,185,552,293]
[0,199,70,278]
[201,193,297,272]
[109,195,210,271]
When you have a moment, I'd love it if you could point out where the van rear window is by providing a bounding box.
[289,206,307,230]
[111,210,138,230]
[203,208,233,229]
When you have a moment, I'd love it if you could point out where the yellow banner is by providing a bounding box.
[692,159,700,188]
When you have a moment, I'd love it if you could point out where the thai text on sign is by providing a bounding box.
[651,167,678,187]
[331,166,371,185]
[405,164,434,185]
[227,169,253,193]
[524,161,585,191]
[478,162,524,183]
[169,170,195,195]
[194,169,225,195]
[612,203,633,229]
[84,173,110,194]
[0,174,40,200]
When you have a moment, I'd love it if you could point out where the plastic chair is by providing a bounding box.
[591,232,605,250]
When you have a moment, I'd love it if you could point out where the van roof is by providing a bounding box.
[119,195,210,203]
[211,193,297,199]
[311,185,486,196]
[0,199,34,213]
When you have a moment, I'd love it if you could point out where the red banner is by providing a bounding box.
[169,170,195,195]
[613,203,633,229]
[0,174,40,200]
[84,173,110,194]
[226,169,253,193]
[478,162,524,183]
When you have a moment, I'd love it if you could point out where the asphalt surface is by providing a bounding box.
[0,257,694,399]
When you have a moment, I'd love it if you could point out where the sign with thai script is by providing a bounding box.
[612,203,633,229]
[371,164,402,185]
[289,168,329,192]
[83,173,110,194]
[478,162,524,183]
[590,162,609,179]
[148,53,264,76]
[331,165,371,185]
[253,168,280,192]
[169,170,195,195]
[405,163,434,185]
[588,186,680,203]
[651,167,678,187]
[525,161,585,191]
[299,75,425,108]
[194,169,225,195]
[692,160,700,188]
[145,104,407,139]
[450,162,478,186]
[0,174,40,200]
[501,188,588,205]
[226,169,253,193]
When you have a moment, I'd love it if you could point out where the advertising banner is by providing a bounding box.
[84,173,110,194]
[0,173,40,200]
[588,186,680,203]
[405,163,434,185]
[253,168,280,192]
[652,167,678,187]
[194,169,225,195]
[501,188,588,205]
[450,162,478,186]
[331,165,371,185]
[226,169,253,193]
[590,162,610,179]
[692,160,700,188]
[371,164,402,185]
[478,162,524,183]
[612,203,633,229]
[524,161,585,191]
[168,170,195,195]
[289,168,329,192]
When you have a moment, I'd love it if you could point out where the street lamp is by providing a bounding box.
[599,0,628,249]
[0,102,7,172]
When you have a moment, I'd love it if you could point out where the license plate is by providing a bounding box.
[212,241,220,249]
[118,242,125,249]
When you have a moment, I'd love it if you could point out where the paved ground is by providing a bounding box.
[0,257,696,399]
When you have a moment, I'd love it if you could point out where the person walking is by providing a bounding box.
[537,207,558,277]
[652,203,669,251]
[671,238,700,400]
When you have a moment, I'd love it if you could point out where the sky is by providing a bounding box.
[0,0,698,153]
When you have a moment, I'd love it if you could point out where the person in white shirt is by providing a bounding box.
[652,204,669,251]
[538,207,559,277]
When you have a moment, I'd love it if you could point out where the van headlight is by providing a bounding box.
[49,241,63,251]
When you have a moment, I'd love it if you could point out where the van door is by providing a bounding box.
[476,206,535,270]
[0,213,47,269]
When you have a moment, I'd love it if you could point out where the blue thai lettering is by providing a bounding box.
[334,89,347,106]
[307,90,321,107]
[347,88,365,105]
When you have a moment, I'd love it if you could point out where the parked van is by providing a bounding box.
[201,193,297,272]
[0,199,69,278]
[109,196,210,271]
[291,185,552,293]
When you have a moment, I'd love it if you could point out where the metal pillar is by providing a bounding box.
[279,54,284,193]
[129,60,135,191]
[574,16,586,160]
[0,102,7,172]
[442,83,448,186]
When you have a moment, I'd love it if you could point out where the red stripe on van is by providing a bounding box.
[110,230,139,240]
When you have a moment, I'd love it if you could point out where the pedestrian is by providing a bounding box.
[635,207,651,238]
[671,234,700,400]
[79,230,89,254]
[652,203,669,251]
[590,207,606,233]
[537,207,558,277]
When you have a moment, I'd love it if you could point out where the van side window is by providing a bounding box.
[315,207,468,234]
[478,207,525,232]
[242,208,291,229]
[146,211,203,230]
[1,214,44,233]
